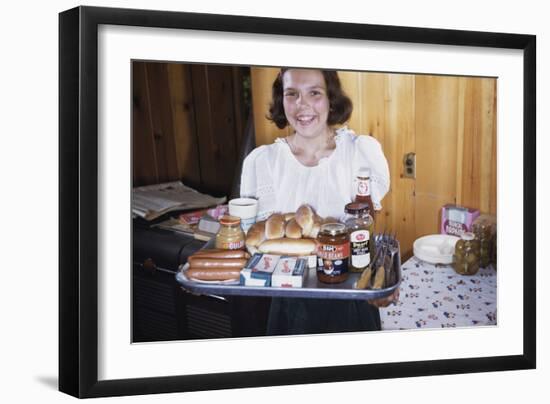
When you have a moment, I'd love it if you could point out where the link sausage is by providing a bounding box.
[190,249,250,259]
[187,257,247,269]
[186,267,241,281]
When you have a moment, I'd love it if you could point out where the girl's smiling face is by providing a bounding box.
[282,69,331,139]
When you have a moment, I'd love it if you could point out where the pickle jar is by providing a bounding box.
[316,223,350,284]
[472,215,497,268]
[215,215,245,250]
[452,232,481,275]
[343,202,375,273]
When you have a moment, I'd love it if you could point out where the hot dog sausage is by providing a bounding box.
[190,249,250,259]
[187,257,247,269]
[186,267,241,281]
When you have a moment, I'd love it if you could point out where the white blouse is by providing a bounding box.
[240,127,390,220]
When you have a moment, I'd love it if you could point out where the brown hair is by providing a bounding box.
[267,68,353,129]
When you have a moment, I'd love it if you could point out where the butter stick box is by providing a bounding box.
[240,267,270,287]
[272,256,307,288]
[246,253,281,286]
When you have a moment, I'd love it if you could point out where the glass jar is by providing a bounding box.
[215,215,245,250]
[316,223,350,284]
[452,232,481,275]
[354,167,376,219]
[343,202,374,272]
[472,215,497,268]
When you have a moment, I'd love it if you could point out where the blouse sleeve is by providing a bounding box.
[353,135,390,211]
[239,145,277,220]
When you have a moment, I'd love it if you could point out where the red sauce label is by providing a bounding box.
[317,242,350,259]
[316,242,350,277]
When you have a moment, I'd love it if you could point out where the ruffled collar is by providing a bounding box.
[274,125,352,145]
[274,126,353,168]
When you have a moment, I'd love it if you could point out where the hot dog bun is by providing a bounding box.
[265,213,286,239]
[285,218,303,239]
[295,204,315,236]
[245,220,266,248]
[283,212,295,222]
[258,238,317,256]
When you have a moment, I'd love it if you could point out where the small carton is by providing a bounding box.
[240,267,270,287]
[440,204,480,237]
[272,256,307,288]
[246,253,281,286]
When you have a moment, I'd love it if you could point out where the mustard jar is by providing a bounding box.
[452,232,481,275]
[215,215,245,250]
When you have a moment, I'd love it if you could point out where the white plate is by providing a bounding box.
[413,234,460,265]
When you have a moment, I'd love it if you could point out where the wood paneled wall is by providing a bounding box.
[132,62,248,197]
[251,68,497,257]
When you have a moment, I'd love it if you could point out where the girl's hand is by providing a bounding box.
[367,288,400,308]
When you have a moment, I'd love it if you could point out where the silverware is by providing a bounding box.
[373,230,401,288]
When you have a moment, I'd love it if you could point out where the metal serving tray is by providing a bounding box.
[175,238,401,301]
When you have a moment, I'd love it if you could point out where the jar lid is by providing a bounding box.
[344,202,370,214]
[461,232,475,241]
[219,215,241,226]
[320,222,347,236]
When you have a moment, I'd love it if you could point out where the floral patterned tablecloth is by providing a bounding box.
[380,257,497,330]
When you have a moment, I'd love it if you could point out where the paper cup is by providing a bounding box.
[228,198,258,233]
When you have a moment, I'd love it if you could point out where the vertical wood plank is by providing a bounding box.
[489,79,498,215]
[360,73,388,232]
[455,78,467,205]
[250,67,289,146]
[338,71,362,132]
[482,78,497,215]
[145,62,180,183]
[191,65,239,196]
[415,75,459,237]
[460,78,482,210]
[361,73,387,138]
[460,77,497,214]
[231,66,247,153]
[384,74,416,256]
[166,63,201,188]
[132,62,158,186]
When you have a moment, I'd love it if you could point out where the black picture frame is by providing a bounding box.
[59,5,536,399]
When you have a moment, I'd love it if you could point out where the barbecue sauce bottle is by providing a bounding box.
[343,202,374,273]
[355,167,376,220]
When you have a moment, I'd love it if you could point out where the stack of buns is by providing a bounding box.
[246,204,334,256]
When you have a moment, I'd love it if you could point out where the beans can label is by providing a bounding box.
[317,243,350,276]
[350,230,371,267]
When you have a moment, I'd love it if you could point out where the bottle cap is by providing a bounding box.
[219,215,241,226]
[320,223,347,236]
[461,232,475,241]
[344,202,370,214]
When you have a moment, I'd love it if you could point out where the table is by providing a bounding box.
[380,257,497,330]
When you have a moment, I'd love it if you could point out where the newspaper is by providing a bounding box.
[132,181,226,221]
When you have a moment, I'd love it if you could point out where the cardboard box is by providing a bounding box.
[440,204,480,236]
[240,267,271,287]
[272,257,307,288]
[245,253,281,286]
